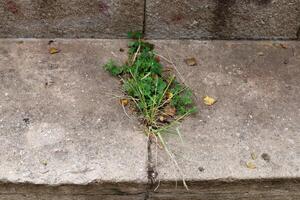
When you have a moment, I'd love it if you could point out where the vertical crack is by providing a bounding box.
[145,137,156,199]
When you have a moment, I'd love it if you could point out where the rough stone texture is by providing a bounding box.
[0,39,148,198]
[149,40,300,198]
[146,0,300,39]
[0,0,144,38]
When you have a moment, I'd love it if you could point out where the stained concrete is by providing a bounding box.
[0,39,148,199]
[149,40,300,198]
[0,0,144,38]
[0,39,299,199]
[145,0,300,39]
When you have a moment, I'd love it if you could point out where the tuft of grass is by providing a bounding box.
[104,31,197,190]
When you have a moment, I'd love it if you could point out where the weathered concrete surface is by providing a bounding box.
[0,0,144,38]
[149,40,300,198]
[0,39,299,199]
[0,39,147,199]
[146,0,300,39]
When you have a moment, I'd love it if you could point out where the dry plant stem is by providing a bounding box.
[121,104,132,120]
[155,51,187,85]
[131,42,141,65]
[156,132,189,190]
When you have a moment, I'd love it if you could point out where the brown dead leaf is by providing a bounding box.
[185,57,197,66]
[279,43,288,49]
[120,98,129,106]
[159,115,166,122]
[155,56,160,62]
[49,47,60,54]
[164,105,176,117]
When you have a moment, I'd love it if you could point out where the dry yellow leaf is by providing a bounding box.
[203,96,216,106]
[166,92,174,100]
[246,161,256,169]
[120,98,129,106]
[49,47,60,54]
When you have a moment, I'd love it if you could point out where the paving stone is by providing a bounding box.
[0,39,148,199]
[146,0,300,39]
[0,0,144,38]
[148,40,300,199]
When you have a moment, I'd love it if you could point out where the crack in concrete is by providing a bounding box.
[145,136,156,199]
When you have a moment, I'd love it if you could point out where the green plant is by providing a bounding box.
[104,32,197,189]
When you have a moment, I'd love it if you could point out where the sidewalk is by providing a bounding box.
[0,39,299,199]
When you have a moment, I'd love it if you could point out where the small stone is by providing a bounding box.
[23,118,30,124]
[261,153,271,162]
[198,167,205,172]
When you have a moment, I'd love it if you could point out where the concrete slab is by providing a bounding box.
[0,0,144,38]
[0,39,299,199]
[149,40,300,198]
[145,0,300,39]
[0,39,148,198]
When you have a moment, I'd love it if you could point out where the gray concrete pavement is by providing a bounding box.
[149,40,300,199]
[0,39,148,199]
[0,39,299,199]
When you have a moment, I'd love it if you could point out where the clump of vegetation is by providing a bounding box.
[104,32,197,189]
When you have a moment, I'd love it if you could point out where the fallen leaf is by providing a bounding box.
[164,105,176,117]
[251,153,257,160]
[258,52,264,56]
[166,92,174,100]
[41,160,48,166]
[159,115,166,122]
[246,161,256,169]
[49,47,60,54]
[279,43,288,49]
[185,57,197,66]
[155,56,160,62]
[203,96,216,106]
[120,98,129,106]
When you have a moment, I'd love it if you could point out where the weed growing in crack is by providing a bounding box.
[104,32,197,190]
